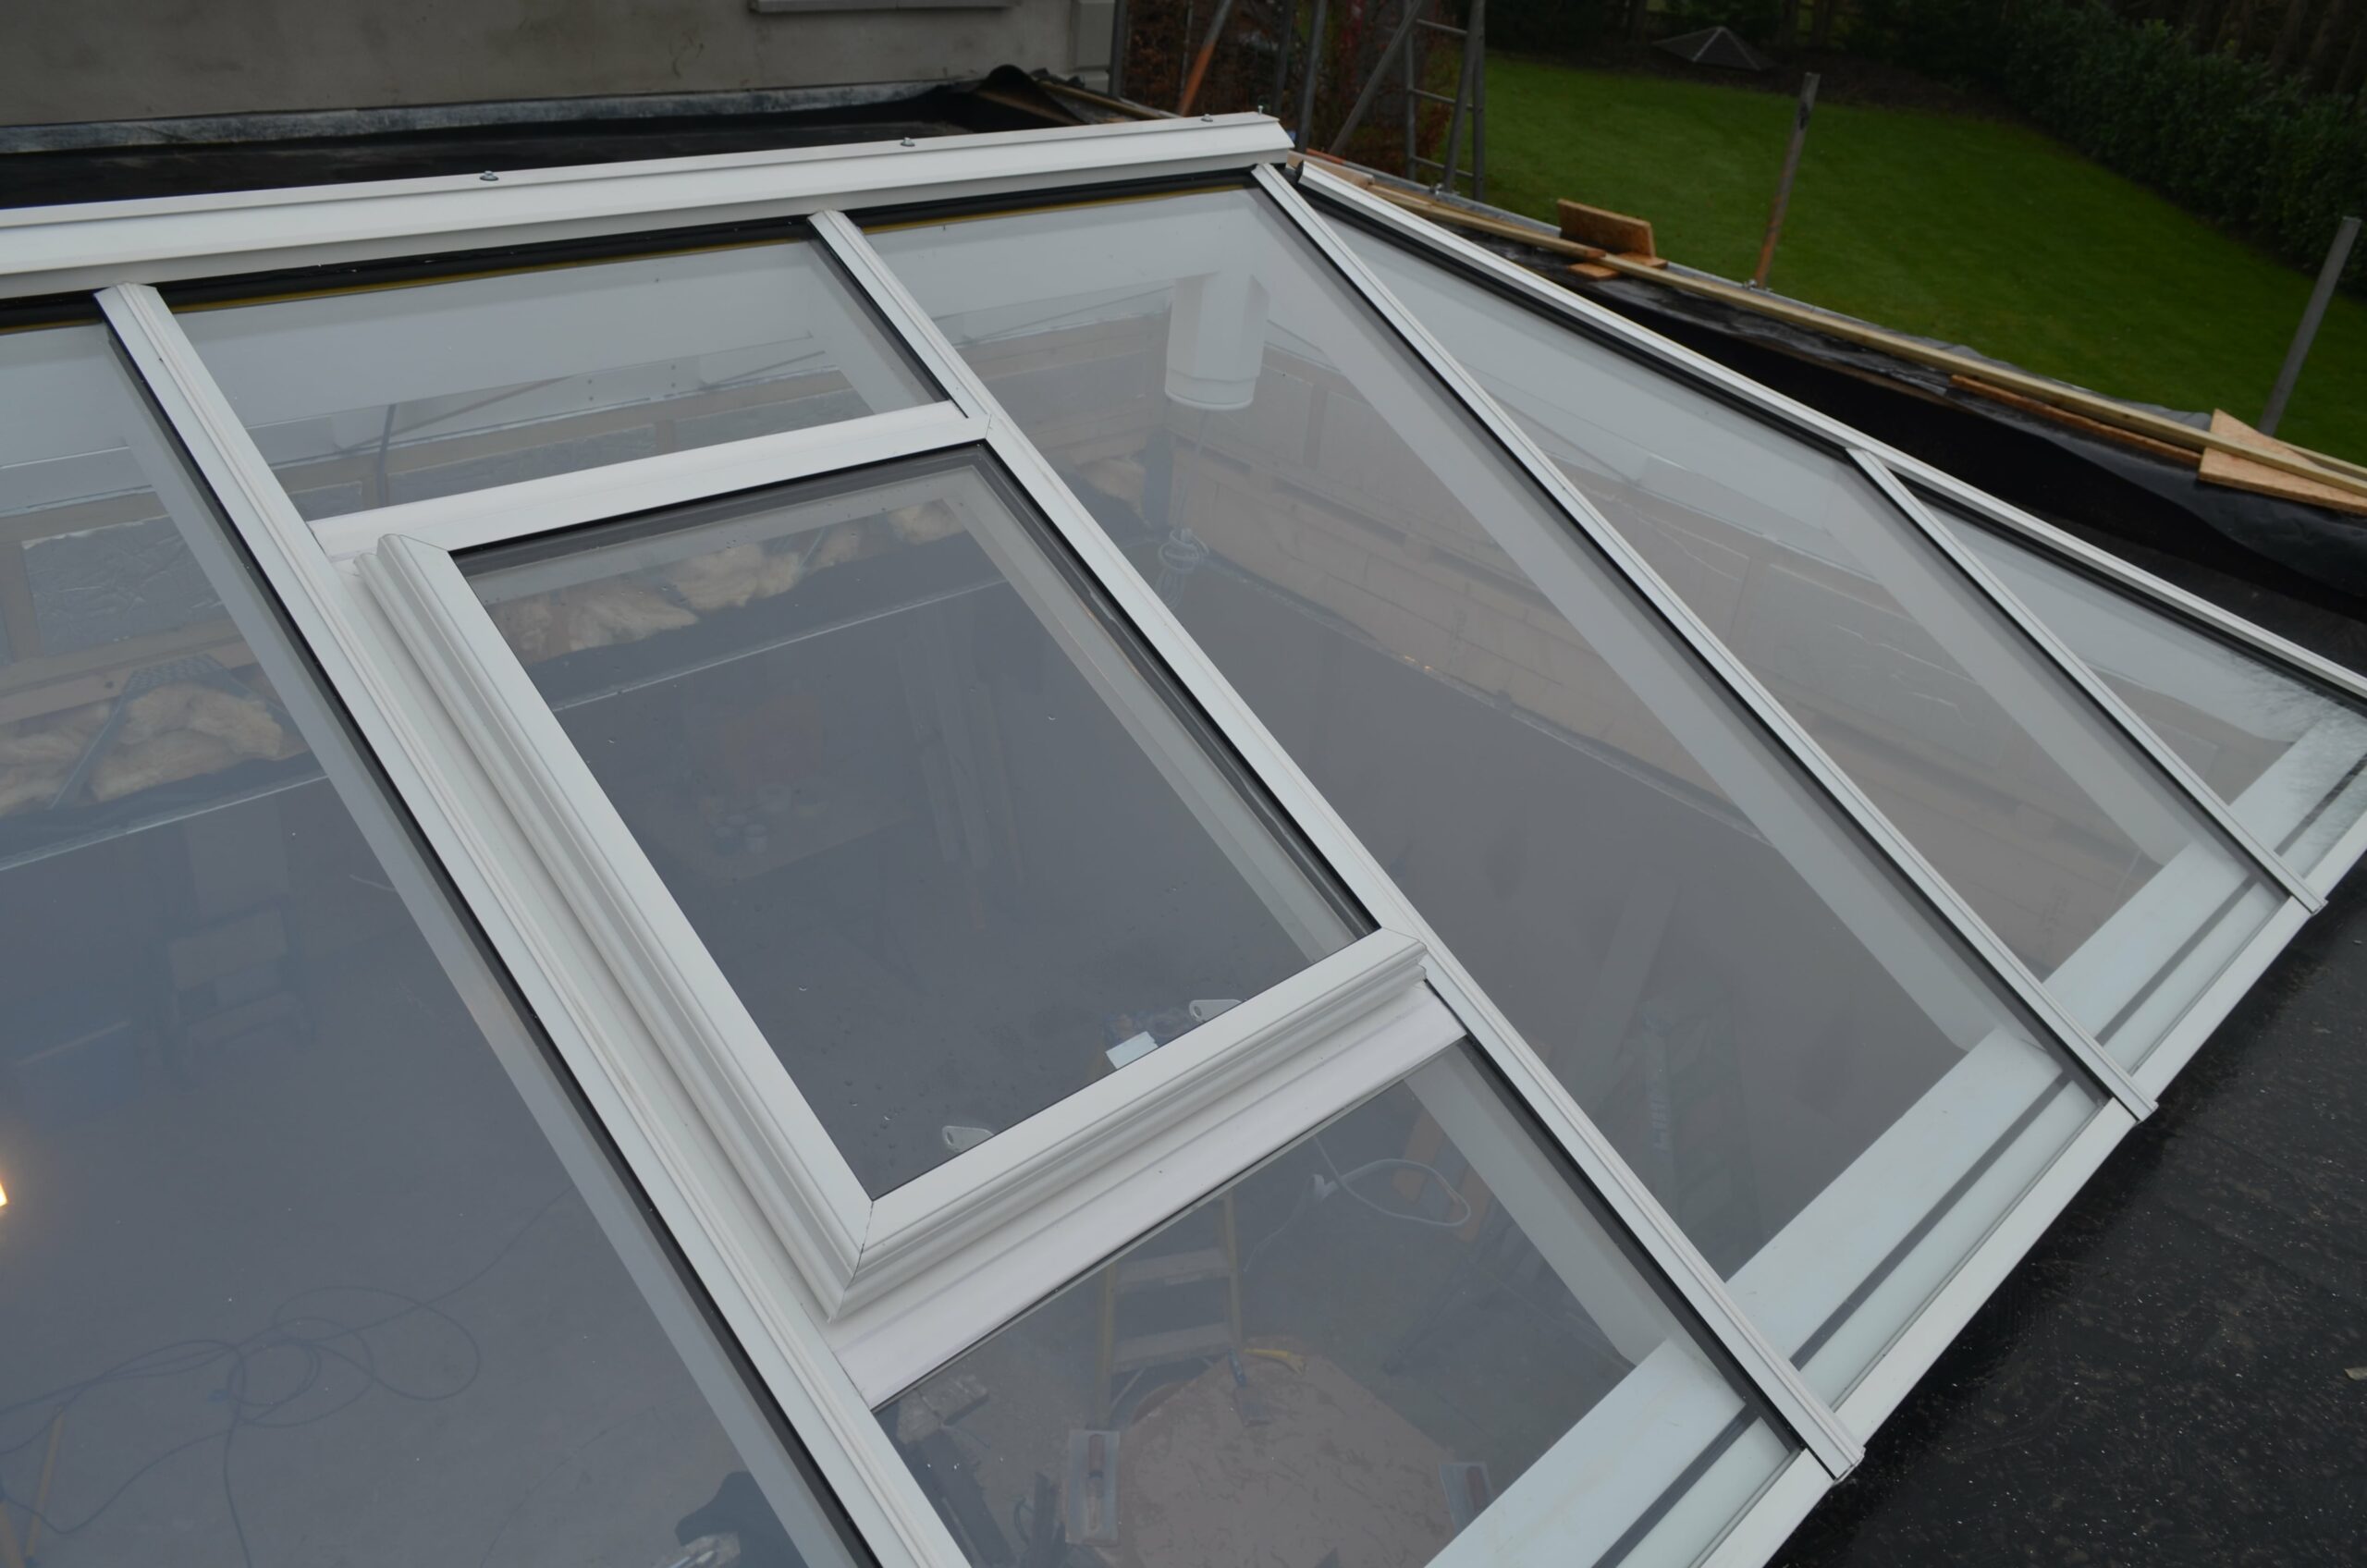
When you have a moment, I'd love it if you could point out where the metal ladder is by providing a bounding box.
[1404,0,1487,199]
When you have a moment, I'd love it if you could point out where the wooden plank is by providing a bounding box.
[1578,249,2367,502]
[1112,1247,1234,1292]
[1453,1161,1492,1242]
[1395,1111,1449,1200]
[1567,262,1621,281]
[1111,1322,1236,1372]
[1952,376,2201,467]
[2198,408,2367,518]
[1313,168,1602,259]
[1557,199,1657,259]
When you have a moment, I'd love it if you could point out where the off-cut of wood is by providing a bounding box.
[1116,1353,1456,1568]
[1951,376,2200,466]
[1556,200,1657,260]
[2198,410,2367,518]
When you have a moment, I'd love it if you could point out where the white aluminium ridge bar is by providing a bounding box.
[0,115,1294,300]
[311,401,985,558]
[1303,169,2367,757]
[1262,164,2155,1125]
[1852,450,2319,909]
[807,206,1866,1478]
[94,282,969,1568]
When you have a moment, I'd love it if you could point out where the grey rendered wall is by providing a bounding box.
[3,0,1098,128]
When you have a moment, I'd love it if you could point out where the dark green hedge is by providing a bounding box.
[1993,1,2366,289]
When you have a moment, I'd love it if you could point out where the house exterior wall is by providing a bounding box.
[3,0,1103,128]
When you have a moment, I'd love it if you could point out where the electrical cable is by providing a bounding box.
[0,1188,573,1567]
[1241,1136,1472,1276]
[1314,1137,1474,1231]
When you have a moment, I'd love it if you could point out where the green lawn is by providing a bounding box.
[1481,56,2367,464]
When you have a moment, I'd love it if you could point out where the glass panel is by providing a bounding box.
[882,1042,1795,1568]
[0,326,309,848]
[464,452,1362,1196]
[0,325,857,1568]
[869,187,2103,1399]
[1938,497,2367,886]
[1340,225,2287,1070]
[177,234,937,521]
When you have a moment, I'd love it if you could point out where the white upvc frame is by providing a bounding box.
[311,400,982,559]
[1300,167,2348,1060]
[1304,167,2367,904]
[0,114,1292,300]
[804,205,1867,1475]
[1262,165,2156,1123]
[351,447,1462,1346]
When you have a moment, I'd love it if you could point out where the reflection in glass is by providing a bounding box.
[0,325,847,1568]
[882,1044,1793,1568]
[871,189,2103,1398]
[465,454,1359,1196]
[1341,225,2285,1070]
[1939,497,2367,886]
[0,326,307,841]
[178,236,936,520]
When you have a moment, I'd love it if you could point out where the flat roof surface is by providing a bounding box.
[1779,548,2367,1565]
